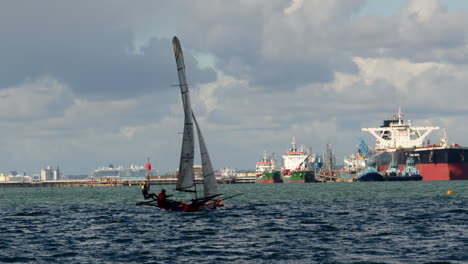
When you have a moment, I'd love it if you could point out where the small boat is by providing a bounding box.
[138,37,222,212]
[380,155,423,181]
[385,156,400,177]
[356,160,384,182]
[385,157,423,181]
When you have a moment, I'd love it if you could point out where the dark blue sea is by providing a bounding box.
[0,181,467,263]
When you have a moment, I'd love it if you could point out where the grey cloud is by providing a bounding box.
[177,0,365,90]
[0,1,215,100]
[176,0,468,91]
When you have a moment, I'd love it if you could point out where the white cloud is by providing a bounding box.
[405,0,439,23]
[0,77,73,120]
[284,0,304,15]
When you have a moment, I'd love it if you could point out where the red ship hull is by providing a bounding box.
[378,163,468,181]
[257,179,275,184]
[283,180,305,183]
[374,147,468,181]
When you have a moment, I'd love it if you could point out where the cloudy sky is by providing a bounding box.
[2,0,468,175]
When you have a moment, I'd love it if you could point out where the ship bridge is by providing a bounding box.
[362,110,440,150]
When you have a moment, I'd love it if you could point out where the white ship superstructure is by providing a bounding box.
[91,164,157,179]
[282,137,313,173]
[362,108,445,151]
[255,151,277,175]
[220,168,236,179]
[343,154,366,172]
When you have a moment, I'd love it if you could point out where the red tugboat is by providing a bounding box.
[362,109,468,181]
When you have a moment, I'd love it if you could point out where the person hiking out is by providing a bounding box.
[142,183,157,200]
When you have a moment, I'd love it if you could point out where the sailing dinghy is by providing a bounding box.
[138,37,222,212]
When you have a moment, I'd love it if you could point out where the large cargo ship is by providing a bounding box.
[281,137,315,183]
[255,151,282,183]
[363,110,468,181]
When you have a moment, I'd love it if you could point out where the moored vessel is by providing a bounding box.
[284,171,315,183]
[258,171,282,184]
[281,137,315,183]
[384,157,423,181]
[356,161,384,182]
[339,139,368,181]
[362,109,468,181]
[256,151,281,183]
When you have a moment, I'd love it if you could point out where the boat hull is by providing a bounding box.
[384,175,423,181]
[162,200,220,212]
[283,179,306,183]
[257,171,282,184]
[180,200,219,212]
[357,173,422,182]
[357,172,384,182]
[375,147,468,181]
[138,199,220,212]
[283,171,315,183]
[257,179,275,184]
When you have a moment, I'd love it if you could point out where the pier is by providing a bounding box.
[0,175,258,188]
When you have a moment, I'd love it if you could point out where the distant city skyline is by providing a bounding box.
[2,0,468,174]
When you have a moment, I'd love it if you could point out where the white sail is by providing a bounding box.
[192,113,221,197]
[172,37,195,191]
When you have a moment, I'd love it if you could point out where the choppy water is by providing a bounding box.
[0,181,467,263]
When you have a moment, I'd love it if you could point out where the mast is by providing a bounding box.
[172,37,195,192]
[291,136,297,152]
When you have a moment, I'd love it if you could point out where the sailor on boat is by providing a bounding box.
[157,189,183,210]
[141,183,157,200]
[157,189,172,204]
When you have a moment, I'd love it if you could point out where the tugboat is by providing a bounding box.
[384,157,423,181]
[356,160,384,182]
[385,157,400,177]
[398,157,423,181]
